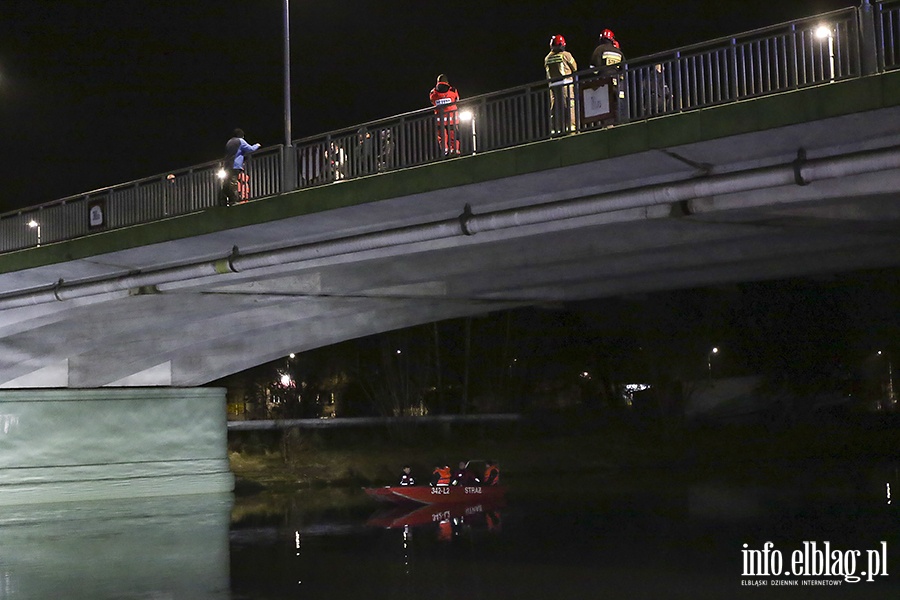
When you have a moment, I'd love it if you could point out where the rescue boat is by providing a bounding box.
[363,484,506,505]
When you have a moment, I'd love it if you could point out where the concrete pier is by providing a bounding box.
[0,387,233,505]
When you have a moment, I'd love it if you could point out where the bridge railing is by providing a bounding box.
[622,7,862,120]
[2,2,898,256]
[877,0,900,69]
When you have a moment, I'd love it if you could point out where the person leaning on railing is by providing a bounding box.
[429,74,460,156]
[218,128,260,207]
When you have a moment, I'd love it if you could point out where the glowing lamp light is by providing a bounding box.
[458,110,474,122]
[217,168,228,180]
[814,25,832,40]
[280,374,292,386]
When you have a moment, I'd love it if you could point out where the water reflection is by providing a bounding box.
[230,462,899,599]
[0,494,232,600]
[366,500,505,536]
[3,464,894,598]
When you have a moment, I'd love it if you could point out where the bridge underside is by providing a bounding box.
[1,86,900,388]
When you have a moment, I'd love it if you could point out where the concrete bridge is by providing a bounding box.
[2,3,900,504]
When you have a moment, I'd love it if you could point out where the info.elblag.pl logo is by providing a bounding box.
[741,541,889,586]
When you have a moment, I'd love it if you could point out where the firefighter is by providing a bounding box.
[590,29,626,121]
[430,463,452,486]
[399,465,415,486]
[590,28,624,76]
[451,461,476,486]
[544,35,578,134]
[429,74,460,156]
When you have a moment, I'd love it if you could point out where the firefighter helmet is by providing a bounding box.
[550,34,566,49]
[600,28,616,41]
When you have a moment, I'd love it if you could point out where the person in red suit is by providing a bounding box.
[429,74,460,155]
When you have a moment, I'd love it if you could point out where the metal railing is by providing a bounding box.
[623,7,863,119]
[2,1,898,256]
[877,0,900,68]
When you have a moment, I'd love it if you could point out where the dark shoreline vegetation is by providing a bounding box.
[228,408,899,504]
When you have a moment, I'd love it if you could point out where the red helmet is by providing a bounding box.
[600,28,616,41]
[550,34,566,48]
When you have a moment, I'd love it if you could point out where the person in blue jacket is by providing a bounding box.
[219,128,260,206]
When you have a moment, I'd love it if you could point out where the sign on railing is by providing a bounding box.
[2,2,898,256]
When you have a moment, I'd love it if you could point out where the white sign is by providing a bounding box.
[583,84,610,119]
[89,204,104,228]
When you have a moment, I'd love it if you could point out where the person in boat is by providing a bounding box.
[399,465,415,486]
[483,460,500,486]
[451,461,475,486]
[430,463,452,487]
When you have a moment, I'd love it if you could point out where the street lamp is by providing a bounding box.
[707,347,718,383]
[283,0,292,149]
[27,219,41,247]
[282,0,294,191]
[458,110,477,153]
[815,24,835,82]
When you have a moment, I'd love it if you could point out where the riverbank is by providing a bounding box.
[228,409,899,495]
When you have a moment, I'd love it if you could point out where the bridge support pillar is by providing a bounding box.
[0,387,233,505]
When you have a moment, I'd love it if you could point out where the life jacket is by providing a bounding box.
[429,83,459,116]
[434,466,452,486]
[483,465,500,485]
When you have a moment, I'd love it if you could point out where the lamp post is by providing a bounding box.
[282,0,294,191]
[815,24,835,82]
[283,0,291,149]
[27,220,41,247]
[707,347,718,383]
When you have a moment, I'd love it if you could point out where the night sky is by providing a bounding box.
[0,0,857,210]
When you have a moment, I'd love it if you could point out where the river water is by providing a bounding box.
[1,461,897,599]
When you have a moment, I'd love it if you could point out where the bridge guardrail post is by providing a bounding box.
[282,144,294,194]
[859,0,879,73]
[729,38,739,100]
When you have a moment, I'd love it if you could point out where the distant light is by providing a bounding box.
[217,168,228,180]
[280,374,292,386]
[711,347,719,354]
[815,25,832,40]
[289,353,295,359]
[580,371,590,379]
[458,110,474,122]
[396,349,402,355]
[624,383,651,392]
[877,350,883,355]
[27,220,39,228]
